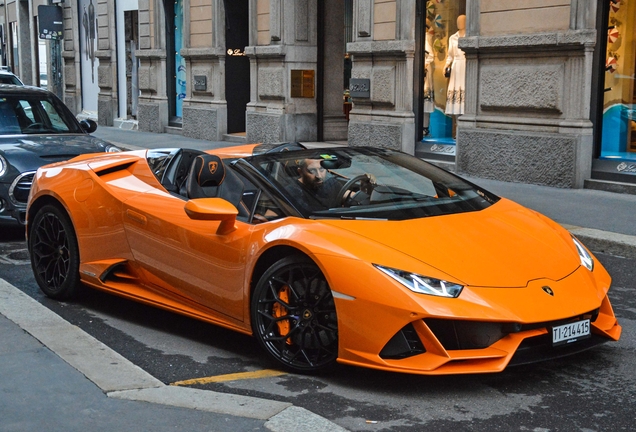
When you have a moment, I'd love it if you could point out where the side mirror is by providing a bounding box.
[79,119,98,134]
[184,198,238,235]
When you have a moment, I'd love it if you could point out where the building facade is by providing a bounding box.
[3,0,635,187]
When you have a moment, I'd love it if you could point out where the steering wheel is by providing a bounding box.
[335,174,373,206]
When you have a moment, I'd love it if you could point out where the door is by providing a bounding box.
[224,0,250,134]
[116,1,139,120]
[122,191,248,321]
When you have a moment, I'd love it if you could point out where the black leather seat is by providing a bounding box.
[184,154,244,209]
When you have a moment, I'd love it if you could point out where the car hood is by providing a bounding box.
[0,134,110,173]
[322,198,580,288]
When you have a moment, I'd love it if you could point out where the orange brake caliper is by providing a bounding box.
[272,285,292,344]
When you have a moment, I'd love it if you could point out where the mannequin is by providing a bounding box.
[422,20,435,135]
[444,14,466,116]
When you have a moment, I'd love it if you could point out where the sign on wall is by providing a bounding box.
[349,78,370,98]
[291,70,315,98]
[37,6,64,40]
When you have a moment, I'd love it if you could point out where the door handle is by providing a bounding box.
[126,209,147,225]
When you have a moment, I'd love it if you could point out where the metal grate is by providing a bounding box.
[9,171,36,206]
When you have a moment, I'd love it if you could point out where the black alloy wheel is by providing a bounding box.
[29,204,81,300]
[251,255,338,372]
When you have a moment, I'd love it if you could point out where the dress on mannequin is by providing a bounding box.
[444,16,466,116]
[423,30,435,114]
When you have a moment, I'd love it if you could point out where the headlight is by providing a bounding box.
[374,264,463,298]
[572,236,594,271]
[105,145,122,153]
[0,154,6,177]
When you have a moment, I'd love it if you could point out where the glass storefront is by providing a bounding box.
[600,0,636,162]
[417,0,465,159]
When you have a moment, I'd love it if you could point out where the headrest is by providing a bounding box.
[194,154,226,187]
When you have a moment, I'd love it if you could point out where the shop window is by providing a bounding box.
[421,0,465,145]
[601,0,636,160]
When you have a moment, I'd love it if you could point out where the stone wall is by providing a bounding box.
[347,40,415,153]
[246,111,318,144]
[136,48,168,133]
[182,106,218,141]
[138,101,167,133]
[458,12,597,188]
[480,0,570,35]
[245,0,319,143]
[457,129,586,188]
[246,111,284,143]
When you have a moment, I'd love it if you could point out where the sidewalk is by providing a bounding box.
[93,126,235,152]
[0,279,345,432]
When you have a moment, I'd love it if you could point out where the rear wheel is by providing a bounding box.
[29,204,81,300]
[251,256,338,372]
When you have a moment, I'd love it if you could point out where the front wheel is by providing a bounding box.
[29,204,81,300]
[251,256,338,372]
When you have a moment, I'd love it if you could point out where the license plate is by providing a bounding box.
[552,319,591,346]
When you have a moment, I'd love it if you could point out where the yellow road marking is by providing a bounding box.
[171,369,287,386]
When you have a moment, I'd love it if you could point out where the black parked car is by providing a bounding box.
[0,85,121,225]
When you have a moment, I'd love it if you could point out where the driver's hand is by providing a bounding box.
[360,173,377,194]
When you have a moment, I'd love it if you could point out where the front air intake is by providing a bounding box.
[424,319,505,350]
[379,323,426,359]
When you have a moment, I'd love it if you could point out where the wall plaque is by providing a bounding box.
[349,78,370,98]
[194,75,207,92]
[291,70,315,98]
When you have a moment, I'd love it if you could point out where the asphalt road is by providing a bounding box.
[1,223,635,431]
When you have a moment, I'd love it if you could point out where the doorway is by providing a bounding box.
[9,22,18,81]
[117,3,139,121]
[317,0,350,142]
[224,0,250,134]
[163,0,182,126]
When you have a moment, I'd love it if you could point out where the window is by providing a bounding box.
[601,0,636,160]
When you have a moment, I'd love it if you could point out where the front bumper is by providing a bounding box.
[320,256,621,375]
[336,294,620,375]
[0,189,27,225]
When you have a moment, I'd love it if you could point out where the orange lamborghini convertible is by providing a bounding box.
[26,143,621,374]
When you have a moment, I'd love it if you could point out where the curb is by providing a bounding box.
[564,225,636,260]
[0,279,347,432]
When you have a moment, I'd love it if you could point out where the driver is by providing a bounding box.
[287,158,375,210]
[289,158,341,209]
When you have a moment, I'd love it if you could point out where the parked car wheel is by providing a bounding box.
[29,204,81,300]
[251,255,338,372]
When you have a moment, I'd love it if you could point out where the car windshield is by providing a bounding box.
[0,94,82,135]
[0,75,22,85]
[147,148,178,180]
[246,147,499,221]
